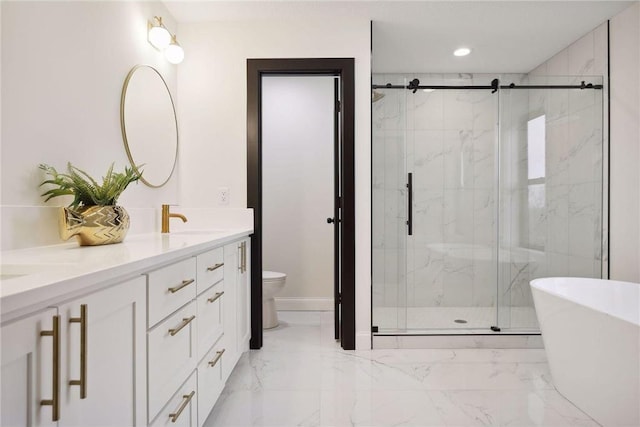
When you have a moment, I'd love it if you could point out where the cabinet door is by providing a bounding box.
[196,280,224,361]
[150,372,197,427]
[57,276,146,427]
[222,241,238,381]
[148,301,197,421]
[1,308,58,427]
[236,238,251,353]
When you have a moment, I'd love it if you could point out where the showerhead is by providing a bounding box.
[372,90,385,103]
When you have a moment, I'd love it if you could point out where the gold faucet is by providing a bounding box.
[161,204,187,233]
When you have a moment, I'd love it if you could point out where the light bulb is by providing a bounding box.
[165,39,184,64]
[453,47,472,57]
[149,25,171,50]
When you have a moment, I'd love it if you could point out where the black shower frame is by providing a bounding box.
[371,79,604,91]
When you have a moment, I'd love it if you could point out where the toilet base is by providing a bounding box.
[263,297,279,329]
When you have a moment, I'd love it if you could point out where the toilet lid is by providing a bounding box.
[263,271,286,281]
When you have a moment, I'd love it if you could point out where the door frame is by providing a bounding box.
[247,58,356,350]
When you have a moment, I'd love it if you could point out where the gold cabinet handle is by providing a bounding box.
[208,348,225,367]
[207,291,224,304]
[168,315,195,336]
[242,241,246,273]
[69,304,88,399]
[206,262,224,272]
[238,241,247,273]
[40,315,60,421]
[169,390,195,423]
[168,278,195,294]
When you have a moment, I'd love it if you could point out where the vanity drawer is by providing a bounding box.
[196,247,224,294]
[197,338,226,427]
[196,280,224,361]
[150,371,198,427]
[148,257,197,327]
[148,301,198,422]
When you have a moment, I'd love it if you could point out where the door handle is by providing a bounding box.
[327,217,340,224]
[406,172,413,236]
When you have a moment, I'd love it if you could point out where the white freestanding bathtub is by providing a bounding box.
[531,277,640,427]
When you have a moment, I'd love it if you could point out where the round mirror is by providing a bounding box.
[120,65,178,188]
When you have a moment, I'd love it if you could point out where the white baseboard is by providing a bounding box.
[274,297,334,311]
[356,331,372,350]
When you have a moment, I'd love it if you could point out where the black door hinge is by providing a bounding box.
[336,100,341,112]
[337,196,342,208]
[337,293,342,304]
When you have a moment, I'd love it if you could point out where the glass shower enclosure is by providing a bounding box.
[372,74,605,334]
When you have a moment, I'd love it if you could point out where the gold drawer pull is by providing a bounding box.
[169,390,195,423]
[40,315,60,421]
[206,262,224,272]
[168,278,195,294]
[207,291,224,303]
[168,315,195,336]
[69,304,88,399]
[208,348,225,367]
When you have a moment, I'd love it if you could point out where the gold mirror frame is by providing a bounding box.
[120,64,178,188]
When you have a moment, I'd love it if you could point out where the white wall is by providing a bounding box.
[178,18,371,348]
[610,2,640,283]
[1,1,180,249]
[262,76,334,308]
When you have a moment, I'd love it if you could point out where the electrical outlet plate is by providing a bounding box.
[218,187,229,205]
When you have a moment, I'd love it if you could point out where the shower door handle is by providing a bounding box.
[406,173,413,236]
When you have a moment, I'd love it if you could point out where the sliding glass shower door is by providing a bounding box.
[405,77,500,331]
[372,73,605,335]
[497,75,604,331]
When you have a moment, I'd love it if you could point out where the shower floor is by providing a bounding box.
[373,306,539,334]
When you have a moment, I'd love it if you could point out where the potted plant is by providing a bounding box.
[39,162,141,246]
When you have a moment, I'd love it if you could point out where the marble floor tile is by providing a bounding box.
[320,389,447,426]
[204,311,599,427]
[203,390,321,427]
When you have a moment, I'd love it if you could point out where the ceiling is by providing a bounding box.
[164,1,634,73]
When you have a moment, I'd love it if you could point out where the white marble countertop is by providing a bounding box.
[0,227,252,322]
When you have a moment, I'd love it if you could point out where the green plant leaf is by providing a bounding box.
[38,162,142,208]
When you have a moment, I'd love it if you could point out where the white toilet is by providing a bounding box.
[262,271,287,329]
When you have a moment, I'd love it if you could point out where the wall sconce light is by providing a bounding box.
[164,36,185,65]
[148,16,184,64]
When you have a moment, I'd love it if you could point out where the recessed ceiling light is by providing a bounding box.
[454,47,471,57]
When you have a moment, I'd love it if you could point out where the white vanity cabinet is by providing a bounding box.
[221,237,251,382]
[236,238,251,354]
[146,259,199,424]
[57,276,147,427]
[147,236,251,427]
[0,276,147,427]
[1,308,58,427]
[1,230,252,427]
